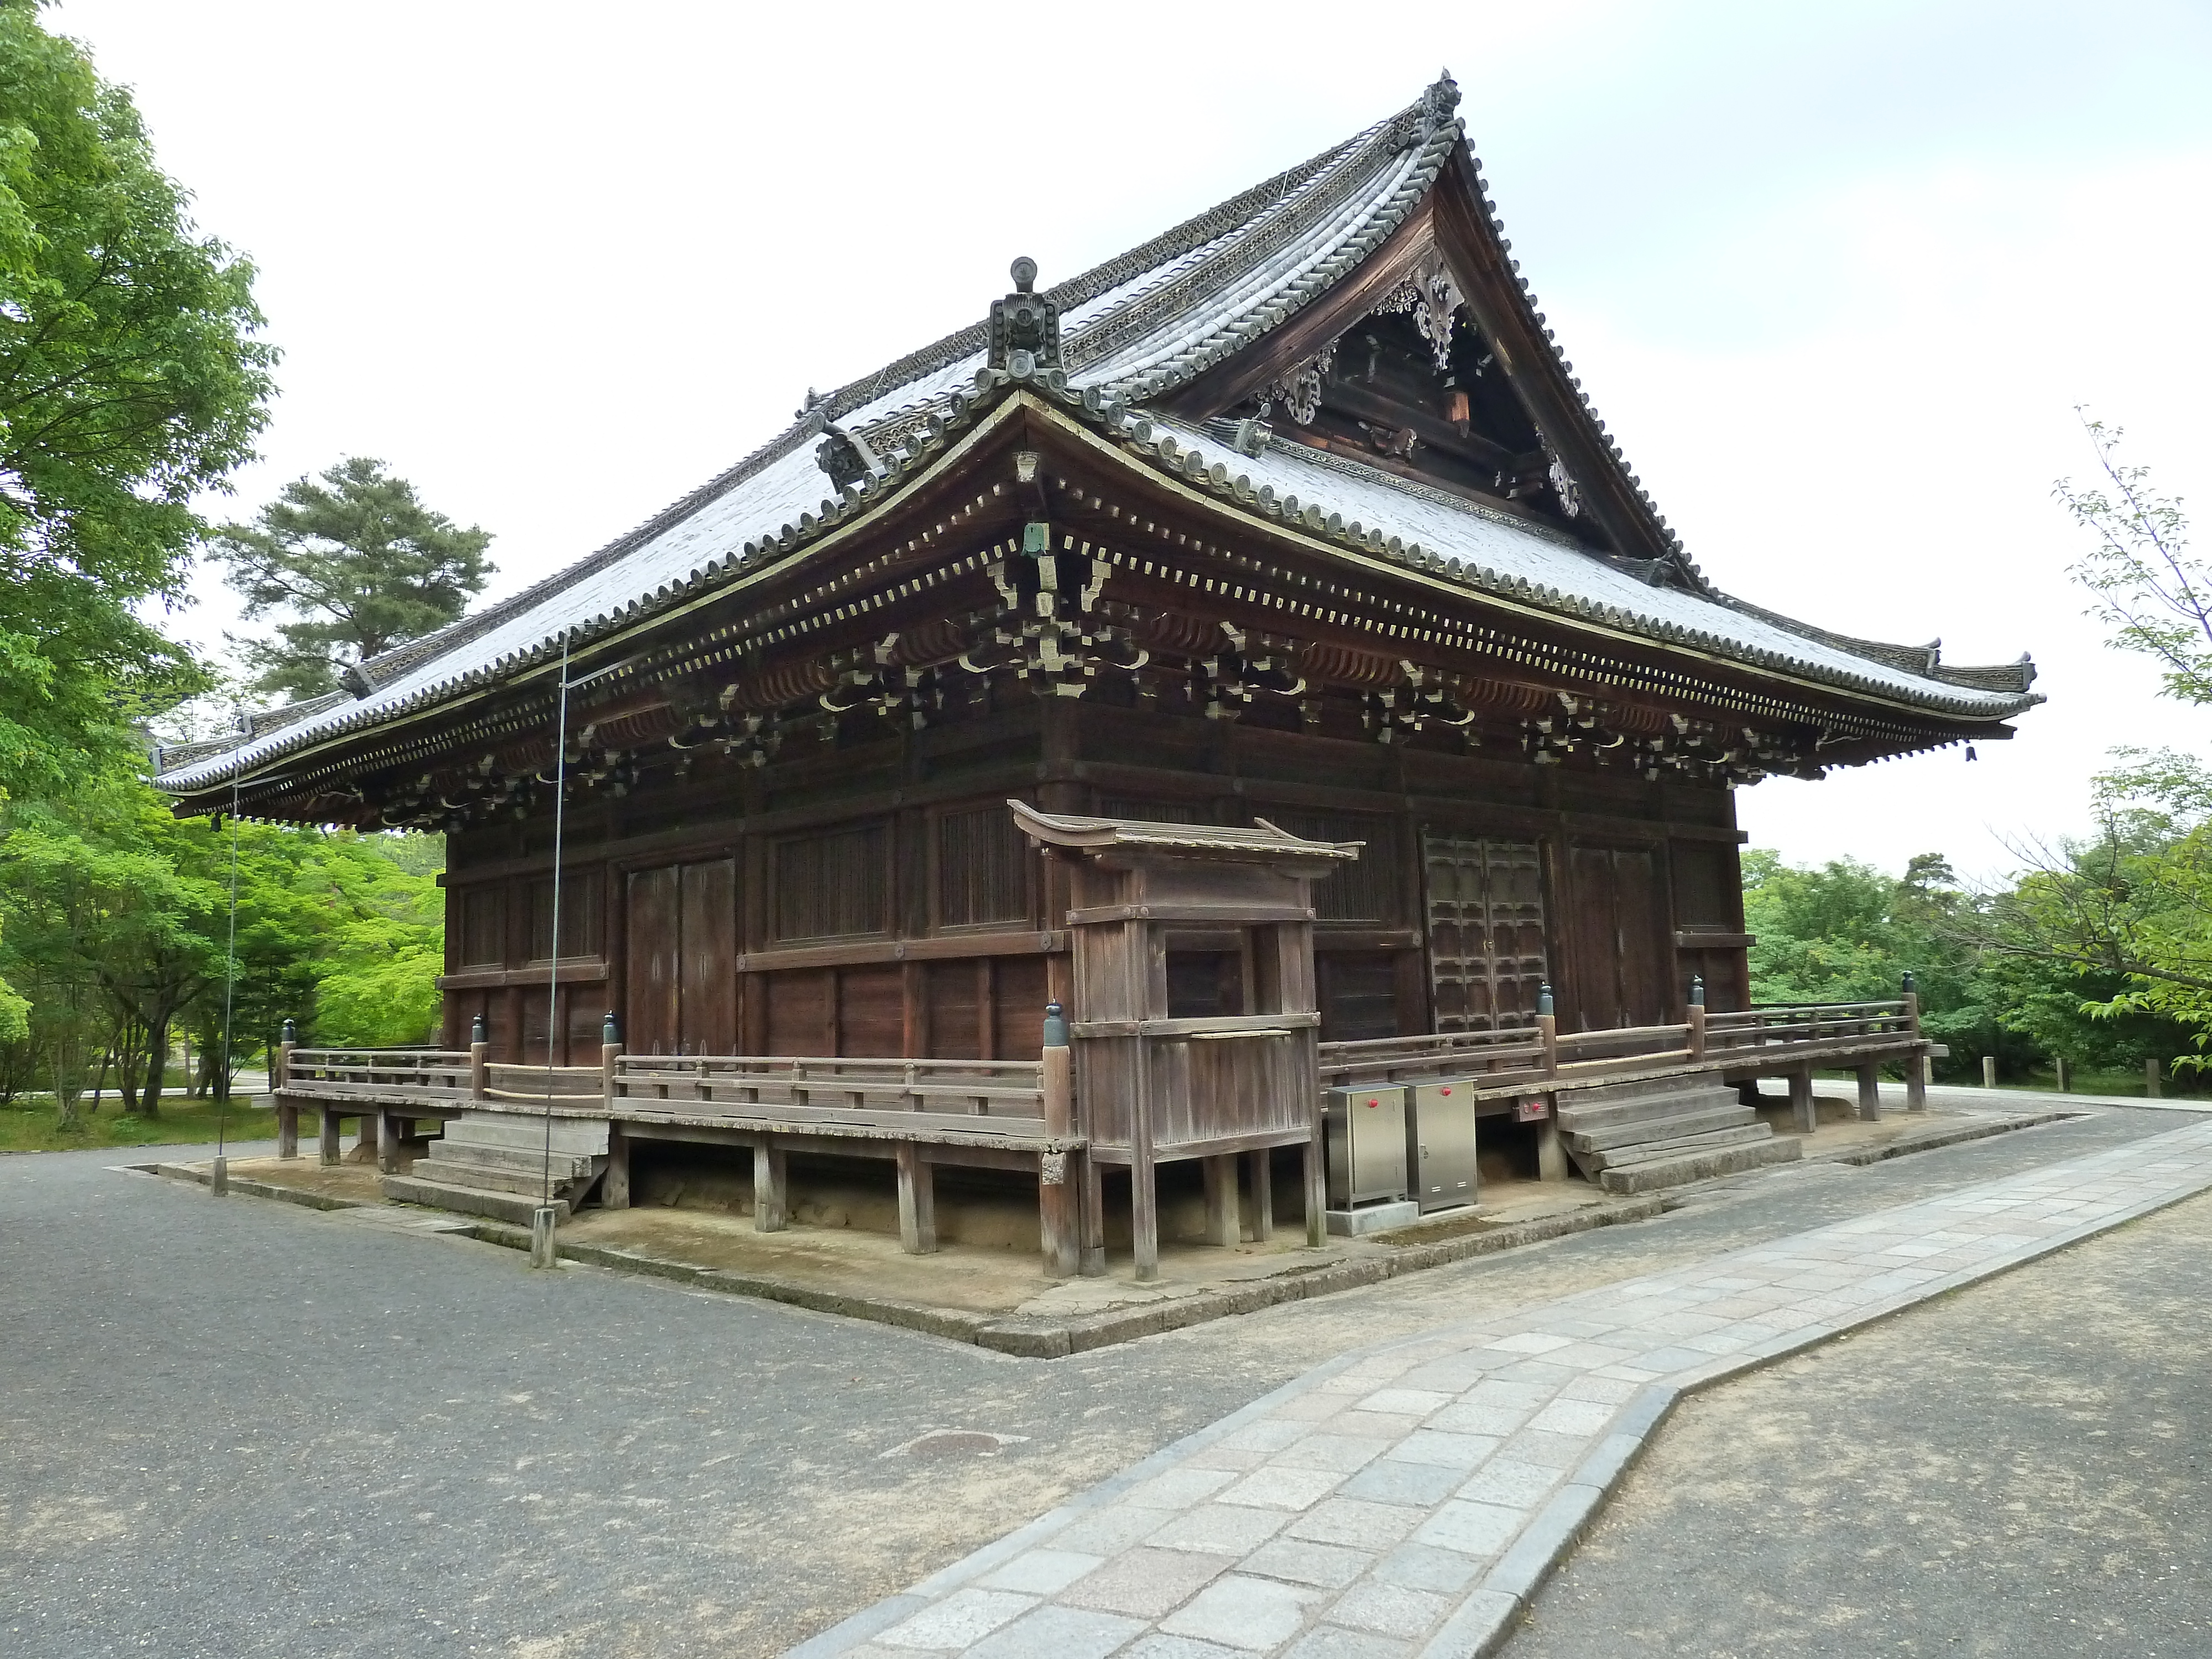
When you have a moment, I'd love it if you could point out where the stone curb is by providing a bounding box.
[1809,1108,2079,1169]
[148,1162,365,1212]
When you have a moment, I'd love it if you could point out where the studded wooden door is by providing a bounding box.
[1421,835,1550,1032]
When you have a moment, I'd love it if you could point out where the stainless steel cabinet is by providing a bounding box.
[1407,1080,1478,1213]
[1324,1086,1409,1208]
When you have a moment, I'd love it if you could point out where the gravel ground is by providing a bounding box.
[1509,1182,2212,1659]
[0,1105,2193,1658]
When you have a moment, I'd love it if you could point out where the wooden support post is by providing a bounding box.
[1855,1063,1881,1122]
[752,1141,787,1232]
[1039,1015,1077,1278]
[318,1107,341,1166]
[896,1142,936,1255]
[602,1039,621,1112]
[1536,1100,1568,1183]
[468,1039,489,1103]
[1687,1001,1707,1062]
[276,1099,299,1160]
[1982,1056,1998,1090]
[376,1107,403,1175]
[603,1125,630,1211]
[2147,1057,2163,1098]
[1537,1009,1559,1079]
[2055,1056,2071,1094]
[1244,1148,1274,1243]
[1202,1155,1238,1249]
[356,1109,379,1164]
[1789,1067,1816,1134]
[1907,1053,1928,1113]
[1079,1152,1106,1276]
[1302,1133,1325,1249]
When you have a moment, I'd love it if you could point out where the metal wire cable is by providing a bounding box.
[541,631,571,1206]
[217,703,242,1159]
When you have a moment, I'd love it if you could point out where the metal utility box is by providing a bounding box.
[1324,1086,1409,1208]
[1407,1080,1478,1213]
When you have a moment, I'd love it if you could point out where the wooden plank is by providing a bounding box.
[1856,1063,1882,1123]
[276,1100,299,1160]
[625,864,682,1058]
[603,1125,631,1209]
[1244,1148,1274,1242]
[318,1107,341,1167]
[734,930,1068,974]
[680,858,739,1056]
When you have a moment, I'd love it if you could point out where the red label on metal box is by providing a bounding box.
[1515,1097,1548,1123]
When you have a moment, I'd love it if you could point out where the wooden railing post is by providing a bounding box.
[1535,984,1567,1182]
[468,1013,489,1104]
[275,1019,300,1160]
[1039,1001,1078,1279]
[1687,975,1707,1062]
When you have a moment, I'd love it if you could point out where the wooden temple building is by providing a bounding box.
[156,75,2039,1271]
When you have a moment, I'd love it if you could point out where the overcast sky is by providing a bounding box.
[48,0,2212,879]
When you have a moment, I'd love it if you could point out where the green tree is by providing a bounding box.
[212,456,493,700]
[0,3,273,799]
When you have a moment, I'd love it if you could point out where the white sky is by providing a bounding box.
[49,0,2212,880]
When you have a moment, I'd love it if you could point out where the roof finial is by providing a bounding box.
[989,258,1060,380]
[1422,70,1460,131]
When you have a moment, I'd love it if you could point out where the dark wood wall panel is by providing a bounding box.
[678,859,737,1056]
[1316,951,1400,1041]
[765,969,834,1056]
[925,961,982,1059]
[935,805,1031,928]
[1423,836,1549,1032]
[837,964,905,1057]
[994,956,1049,1060]
[771,823,890,942]
[1564,844,1668,1031]
[625,865,682,1056]
[526,867,604,962]
[1262,809,1399,922]
[459,888,504,967]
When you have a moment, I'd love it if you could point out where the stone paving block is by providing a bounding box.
[1184,1447,1270,1474]
[1454,1457,1562,1509]
[1279,1625,1412,1659]
[966,1606,1146,1659]
[1386,1431,1501,1470]
[1215,1465,1344,1511]
[1553,1374,1640,1406]
[1327,1578,1451,1639]
[1158,1575,1318,1650]
[1483,1331,1574,1355]
[1425,1402,1530,1438]
[1120,1637,1246,1659]
[1273,1432,1391,1473]
[1413,1497,1526,1558]
[1331,1411,1428,1441]
[1287,1496,1427,1547]
[878,1590,1040,1650]
[1370,1542,1482,1595]
[1127,1468,1240,1510]
[1153,1503,1294,1556]
[1056,1505,1187,1558]
[1057,1548,1238,1619]
[1490,1358,1579,1388]
[1240,1537,1377,1590]
[1338,1458,1464,1507]
[1526,1397,1617,1436]
[1394,1360,1499,1392]
[979,1550,1107,1596]
[1223,1419,1312,1454]
[1359,1388,1452,1416]
[1275,1394,1354,1423]
[1495,1428,1590,1470]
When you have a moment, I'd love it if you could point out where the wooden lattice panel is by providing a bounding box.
[1422,834,1548,1033]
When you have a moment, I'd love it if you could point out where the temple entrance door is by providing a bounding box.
[1421,834,1549,1032]
[625,858,737,1056]
[1564,844,1667,1031]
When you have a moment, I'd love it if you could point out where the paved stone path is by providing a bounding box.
[796,1117,2212,1659]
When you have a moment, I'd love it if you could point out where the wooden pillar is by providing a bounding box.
[1789,1067,1815,1134]
[1907,1052,1929,1112]
[357,1109,380,1165]
[375,1108,403,1175]
[1243,1148,1274,1243]
[2147,1057,2163,1098]
[468,1039,489,1103]
[1536,1102,1568,1183]
[752,1141,787,1232]
[1039,1013,1076,1278]
[1687,1000,1707,1062]
[1302,1135,1325,1249]
[276,1100,299,1160]
[318,1107,341,1166]
[1202,1155,1238,1249]
[1079,1153,1106,1276]
[2055,1056,2071,1094]
[896,1142,936,1254]
[603,1125,631,1211]
[1855,1063,1881,1123]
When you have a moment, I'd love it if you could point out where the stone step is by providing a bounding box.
[1562,1070,1727,1108]
[1579,1124,1777,1172]
[381,1173,572,1226]
[420,1140,595,1180]
[1562,1104,1757,1154]
[411,1156,596,1198]
[1595,1136,1802,1194]
[1556,1087,1742,1133]
[436,1111,609,1157]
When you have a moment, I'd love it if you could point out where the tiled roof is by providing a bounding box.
[156,77,2034,794]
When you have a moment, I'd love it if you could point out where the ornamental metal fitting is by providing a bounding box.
[989,257,1061,379]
